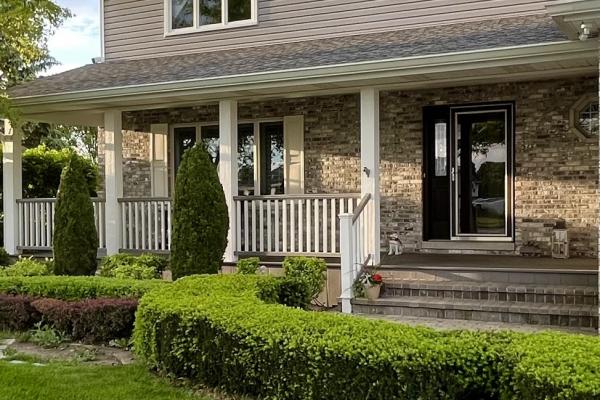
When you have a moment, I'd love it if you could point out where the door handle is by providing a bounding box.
[451,167,455,182]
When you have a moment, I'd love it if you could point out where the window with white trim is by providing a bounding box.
[168,0,256,33]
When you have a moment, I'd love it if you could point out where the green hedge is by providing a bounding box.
[0,276,166,300]
[134,275,600,399]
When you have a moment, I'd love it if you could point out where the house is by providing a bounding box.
[4,0,600,330]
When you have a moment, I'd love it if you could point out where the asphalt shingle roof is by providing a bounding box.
[9,15,566,98]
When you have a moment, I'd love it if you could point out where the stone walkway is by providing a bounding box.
[356,314,597,335]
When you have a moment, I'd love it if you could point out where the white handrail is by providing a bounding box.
[119,198,172,252]
[17,198,106,250]
[339,193,373,314]
[234,194,360,256]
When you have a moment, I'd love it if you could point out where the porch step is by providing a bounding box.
[382,281,598,306]
[352,296,598,329]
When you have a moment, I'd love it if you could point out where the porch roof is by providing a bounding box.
[9,15,568,100]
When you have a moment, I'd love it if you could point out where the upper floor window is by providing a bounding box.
[168,0,256,34]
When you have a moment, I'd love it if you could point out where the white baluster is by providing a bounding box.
[266,200,272,252]
[274,199,280,253]
[259,200,264,252]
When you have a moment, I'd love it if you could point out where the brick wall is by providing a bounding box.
[98,75,598,257]
[380,75,598,257]
[97,130,152,198]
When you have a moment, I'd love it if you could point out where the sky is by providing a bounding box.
[45,0,101,76]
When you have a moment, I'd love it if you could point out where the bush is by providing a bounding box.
[21,145,98,198]
[32,298,138,343]
[53,155,99,275]
[112,264,157,280]
[0,295,40,331]
[171,144,228,279]
[99,253,167,279]
[0,257,53,277]
[282,256,326,299]
[236,257,260,275]
[0,248,10,266]
[0,276,166,300]
[134,274,600,400]
[257,276,312,309]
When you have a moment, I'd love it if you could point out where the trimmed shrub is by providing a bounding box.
[0,294,40,331]
[53,155,98,275]
[257,276,312,309]
[99,253,167,279]
[0,257,53,277]
[171,144,228,279]
[0,276,166,300]
[32,298,138,343]
[236,257,260,275]
[112,264,157,280]
[0,248,10,266]
[21,145,98,198]
[282,256,326,299]
[134,274,600,400]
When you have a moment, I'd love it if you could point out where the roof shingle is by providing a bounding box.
[9,15,566,98]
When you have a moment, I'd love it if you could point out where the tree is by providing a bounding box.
[53,155,98,275]
[171,144,229,279]
[0,0,70,120]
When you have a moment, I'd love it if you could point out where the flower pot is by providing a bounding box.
[365,284,381,300]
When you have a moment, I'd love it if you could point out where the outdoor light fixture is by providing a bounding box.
[579,22,590,41]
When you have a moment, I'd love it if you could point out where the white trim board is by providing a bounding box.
[12,40,597,110]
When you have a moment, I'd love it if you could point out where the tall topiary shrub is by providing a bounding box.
[53,155,98,275]
[171,144,228,279]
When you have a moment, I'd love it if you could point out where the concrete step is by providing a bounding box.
[378,266,597,286]
[382,281,598,306]
[352,296,598,329]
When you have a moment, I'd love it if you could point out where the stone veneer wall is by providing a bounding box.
[98,75,598,257]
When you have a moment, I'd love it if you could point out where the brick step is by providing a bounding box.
[352,297,598,329]
[382,281,597,306]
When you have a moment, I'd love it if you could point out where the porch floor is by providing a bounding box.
[381,253,597,272]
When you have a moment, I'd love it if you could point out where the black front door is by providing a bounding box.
[423,103,514,241]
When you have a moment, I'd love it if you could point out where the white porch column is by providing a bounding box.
[360,88,381,265]
[219,100,238,263]
[103,111,123,255]
[2,120,22,255]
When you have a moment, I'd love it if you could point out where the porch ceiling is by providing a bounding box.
[7,14,599,126]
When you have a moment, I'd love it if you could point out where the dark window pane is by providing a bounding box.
[199,0,221,25]
[228,0,251,22]
[457,113,506,235]
[238,123,255,195]
[174,126,197,174]
[172,0,193,29]
[200,125,219,166]
[260,122,284,195]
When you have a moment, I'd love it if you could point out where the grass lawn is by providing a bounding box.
[0,361,209,400]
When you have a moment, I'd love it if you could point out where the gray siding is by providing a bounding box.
[104,0,555,60]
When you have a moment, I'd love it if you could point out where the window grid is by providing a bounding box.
[578,102,599,137]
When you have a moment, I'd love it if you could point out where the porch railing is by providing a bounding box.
[119,198,172,252]
[339,193,374,313]
[233,194,360,256]
[17,198,106,250]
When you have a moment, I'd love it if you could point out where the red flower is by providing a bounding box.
[371,274,383,284]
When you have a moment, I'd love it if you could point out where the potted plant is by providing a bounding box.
[363,271,383,300]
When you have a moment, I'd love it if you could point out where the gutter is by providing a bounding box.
[11,40,598,107]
